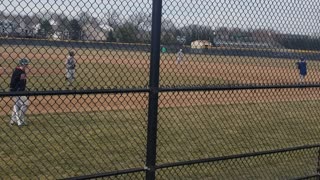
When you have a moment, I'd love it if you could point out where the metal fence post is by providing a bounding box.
[317,148,320,179]
[145,0,163,180]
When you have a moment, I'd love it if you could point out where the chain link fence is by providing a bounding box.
[1,0,320,179]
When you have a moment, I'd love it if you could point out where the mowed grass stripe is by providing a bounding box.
[0,99,320,179]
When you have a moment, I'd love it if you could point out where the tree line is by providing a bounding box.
[1,11,320,51]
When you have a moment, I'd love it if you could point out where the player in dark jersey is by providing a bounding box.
[296,57,307,83]
[10,58,29,126]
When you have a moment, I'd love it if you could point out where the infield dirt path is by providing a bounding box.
[1,88,320,116]
[3,51,320,83]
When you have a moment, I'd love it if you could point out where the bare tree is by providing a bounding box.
[103,10,122,28]
[161,19,178,44]
[127,12,151,31]
[180,24,215,44]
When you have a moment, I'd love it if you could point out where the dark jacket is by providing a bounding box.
[10,67,27,91]
[297,61,307,76]
[66,57,76,70]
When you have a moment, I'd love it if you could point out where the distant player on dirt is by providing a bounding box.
[296,57,307,83]
[65,51,76,86]
[176,49,184,64]
[10,58,30,126]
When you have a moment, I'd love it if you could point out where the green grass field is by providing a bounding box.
[1,97,320,179]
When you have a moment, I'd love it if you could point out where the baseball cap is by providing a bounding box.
[69,51,75,56]
[19,58,29,65]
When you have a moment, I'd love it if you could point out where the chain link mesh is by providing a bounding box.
[157,148,319,179]
[0,0,320,179]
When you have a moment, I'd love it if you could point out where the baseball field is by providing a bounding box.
[1,45,320,179]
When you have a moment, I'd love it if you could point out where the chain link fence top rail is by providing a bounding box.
[1,0,320,179]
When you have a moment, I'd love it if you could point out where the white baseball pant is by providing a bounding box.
[11,96,29,125]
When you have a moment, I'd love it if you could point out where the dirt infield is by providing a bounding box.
[1,88,320,117]
[3,50,320,84]
[1,50,320,116]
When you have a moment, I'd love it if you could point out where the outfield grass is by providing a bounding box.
[1,97,320,179]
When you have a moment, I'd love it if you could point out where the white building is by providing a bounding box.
[0,20,16,35]
[15,20,33,36]
[82,23,111,41]
[191,40,212,49]
[99,24,114,32]
[32,23,41,34]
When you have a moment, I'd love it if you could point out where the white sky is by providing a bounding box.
[1,0,320,35]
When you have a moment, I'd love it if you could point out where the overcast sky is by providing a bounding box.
[1,0,320,35]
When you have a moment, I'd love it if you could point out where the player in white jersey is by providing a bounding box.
[176,49,184,64]
[65,51,76,86]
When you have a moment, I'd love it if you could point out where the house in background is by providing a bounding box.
[32,19,69,40]
[82,22,111,41]
[32,23,40,35]
[0,16,114,41]
[49,19,64,40]
[191,40,212,49]
[52,30,70,40]
[99,24,114,32]
[0,15,40,37]
[0,20,16,36]
[15,20,34,37]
